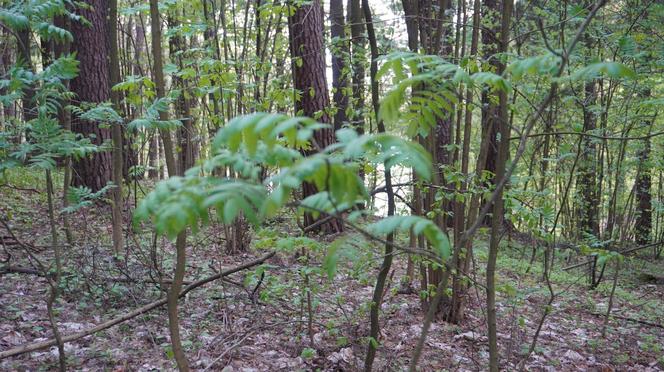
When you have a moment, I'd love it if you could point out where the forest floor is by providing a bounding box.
[1,170,663,371]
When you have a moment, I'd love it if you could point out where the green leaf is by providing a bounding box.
[570,62,636,81]
[368,216,451,260]
[0,9,29,30]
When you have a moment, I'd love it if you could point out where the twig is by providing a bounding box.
[589,312,664,329]
[562,241,663,271]
[0,183,41,193]
[602,260,620,337]
[0,252,274,359]
[0,265,42,276]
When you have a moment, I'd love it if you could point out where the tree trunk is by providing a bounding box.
[168,13,196,172]
[447,0,481,324]
[109,0,124,254]
[1,29,16,131]
[17,28,37,125]
[635,90,652,245]
[69,0,113,192]
[330,0,349,131]
[348,0,365,136]
[406,0,454,315]
[348,0,366,182]
[288,0,343,234]
[362,3,395,371]
[149,0,190,369]
[480,0,502,226]
[148,132,160,179]
[486,0,512,370]
[576,83,600,239]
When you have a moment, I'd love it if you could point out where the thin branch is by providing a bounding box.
[0,252,275,360]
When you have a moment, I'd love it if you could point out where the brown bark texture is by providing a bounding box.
[69,0,113,192]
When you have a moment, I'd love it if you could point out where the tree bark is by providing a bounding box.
[480,0,502,225]
[576,0,600,239]
[348,0,365,136]
[288,0,343,234]
[486,0,512,370]
[149,0,190,369]
[447,0,481,324]
[169,13,196,173]
[68,0,113,192]
[635,114,652,245]
[331,0,349,131]
[1,29,16,128]
[148,132,160,179]
[577,79,600,238]
[362,3,395,370]
[109,0,124,255]
[16,28,37,131]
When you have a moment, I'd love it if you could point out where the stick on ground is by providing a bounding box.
[0,252,275,360]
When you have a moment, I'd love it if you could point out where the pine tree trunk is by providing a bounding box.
[577,82,599,238]
[169,13,196,172]
[479,0,502,226]
[148,132,160,179]
[330,0,349,131]
[69,0,113,192]
[635,139,652,245]
[1,29,16,130]
[289,0,343,234]
[635,91,652,245]
[109,0,124,254]
[486,0,512,370]
[17,28,36,125]
[348,0,365,136]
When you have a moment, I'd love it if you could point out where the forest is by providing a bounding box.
[0,0,663,370]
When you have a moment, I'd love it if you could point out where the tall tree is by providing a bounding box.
[330,0,349,130]
[635,88,653,246]
[347,0,365,138]
[485,0,512,370]
[288,0,343,233]
[576,1,600,240]
[168,12,196,172]
[480,0,502,225]
[149,0,190,369]
[69,0,112,191]
[402,0,455,315]
[362,2,397,370]
[109,0,124,254]
[447,0,482,324]
[1,30,16,130]
[17,27,36,124]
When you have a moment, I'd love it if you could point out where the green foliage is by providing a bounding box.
[62,184,115,213]
[507,53,560,80]
[136,112,446,259]
[128,96,182,130]
[569,61,636,81]
[135,176,266,239]
[579,245,624,267]
[0,8,29,30]
[368,215,451,260]
[36,21,72,42]
[300,347,316,359]
[0,54,98,175]
[41,54,80,81]
[334,128,432,181]
[214,112,327,153]
[1,0,78,42]
[2,116,98,172]
[79,103,123,124]
[377,52,509,137]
